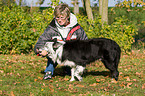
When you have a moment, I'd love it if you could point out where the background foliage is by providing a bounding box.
[109,0,145,40]
[0,5,54,54]
[0,2,144,54]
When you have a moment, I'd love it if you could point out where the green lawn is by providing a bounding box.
[0,50,145,96]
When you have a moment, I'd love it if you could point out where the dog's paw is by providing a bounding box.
[69,78,75,82]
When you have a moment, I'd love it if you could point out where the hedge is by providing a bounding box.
[0,5,138,54]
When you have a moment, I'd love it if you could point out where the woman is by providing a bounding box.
[34,3,88,80]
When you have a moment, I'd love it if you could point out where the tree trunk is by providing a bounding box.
[19,0,22,6]
[101,0,108,24]
[84,0,93,20]
[99,0,103,16]
[71,0,79,15]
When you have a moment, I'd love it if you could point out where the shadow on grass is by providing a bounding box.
[40,66,111,78]
[40,66,71,77]
[83,70,111,78]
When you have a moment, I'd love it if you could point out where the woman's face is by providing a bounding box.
[55,15,69,26]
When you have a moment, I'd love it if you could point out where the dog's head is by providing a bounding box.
[52,38,65,51]
[39,39,65,63]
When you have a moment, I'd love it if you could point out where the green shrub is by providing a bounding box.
[109,0,145,24]
[0,5,53,54]
[108,0,145,40]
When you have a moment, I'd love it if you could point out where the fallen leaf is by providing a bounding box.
[68,84,73,92]
[30,92,34,96]
[135,84,138,87]
[69,84,73,88]
[14,82,20,85]
[38,77,43,80]
[76,84,84,87]
[124,76,130,81]
[112,94,115,96]
[56,84,59,87]
[136,72,141,75]
[100,79,105,81]
[89,83,99,86]
[133,79,137,81]
[49,87,54,92]
[43,83,45,86]
[127,82,133,88]
[96,79,100,82]
[119,82,125,87]
[31,56,35,59]
[63,77,69,81]
[17,73,20,76]
[34,79,37,82]
[127,9,132,12]
[124,69,128,71]
[111,78,117,83]
[0,70,4,73]
[134,63,137,66]
[49,80,53,83]
[126,77,130,81]
[11,91,15,96]
[49,84,54,92]
[142,83,145,89]
[119,72,123,75]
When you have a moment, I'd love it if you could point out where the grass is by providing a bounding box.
[0,50,145,96]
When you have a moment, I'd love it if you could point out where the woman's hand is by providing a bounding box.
[41,50,48,56]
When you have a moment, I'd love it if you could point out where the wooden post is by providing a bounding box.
[101,0,108,24]
[71,0,79,15]
[85,0,93,20]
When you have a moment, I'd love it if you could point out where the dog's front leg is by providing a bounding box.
[74,65,85,81]
[69,67,76,81]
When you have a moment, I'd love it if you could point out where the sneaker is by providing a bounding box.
[43,71,52,80]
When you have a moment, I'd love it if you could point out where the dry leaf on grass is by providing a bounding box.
[89,83,99,86]
[76,84,84,87]
[96,79,100,82]
[142,83,145,89]
[63,77,69,81]
[111,78,117,83]
[127,82,133,88]
[11,91,15,96]
[124,76,130,81]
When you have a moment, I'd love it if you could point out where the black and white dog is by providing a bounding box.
[39,38,121,81]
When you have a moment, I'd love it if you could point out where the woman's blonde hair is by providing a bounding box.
[54,3,70,18]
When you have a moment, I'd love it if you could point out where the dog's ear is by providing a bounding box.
[53,41,65,51]
[52,38,57,44]
[52,38,60,50]
[53,42,61,49]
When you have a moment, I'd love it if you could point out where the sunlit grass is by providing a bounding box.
[0,50,145,96]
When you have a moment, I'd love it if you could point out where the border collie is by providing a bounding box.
[38,38,121,81]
